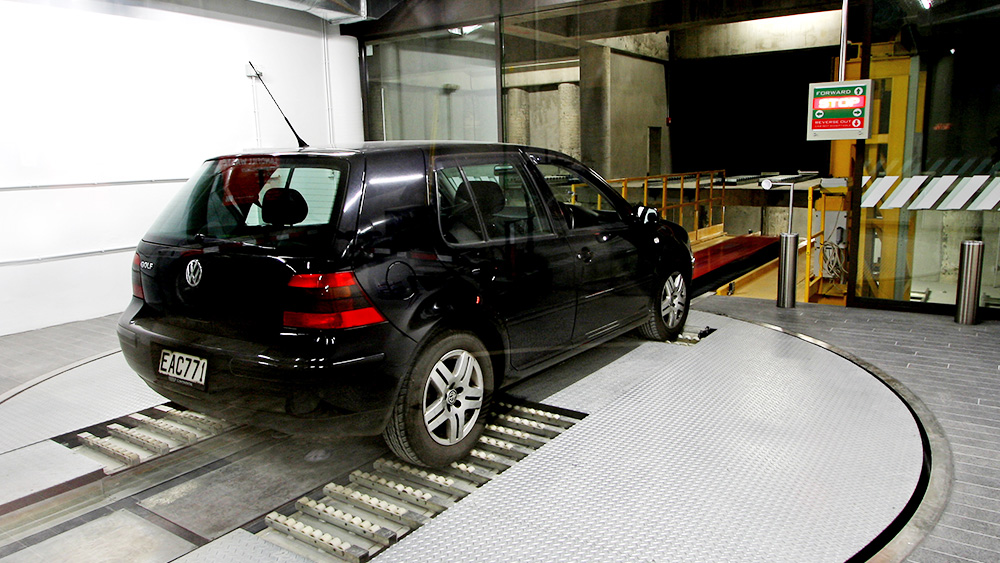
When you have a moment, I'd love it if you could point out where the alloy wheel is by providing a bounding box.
[422,349,485,446]
[660,272,687,330]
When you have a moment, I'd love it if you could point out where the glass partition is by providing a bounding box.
[848,5,1000,312]
[499,10,670,181]
[364,24,498,142]
[355,1,1000,315]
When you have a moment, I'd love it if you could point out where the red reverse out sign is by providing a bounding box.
[806,80,873,141]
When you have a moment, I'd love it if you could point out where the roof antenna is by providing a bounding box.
[248,61,308,148]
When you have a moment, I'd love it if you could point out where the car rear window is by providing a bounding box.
[145,155,348,246]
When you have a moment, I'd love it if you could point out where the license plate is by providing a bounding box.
[158,349,208,387]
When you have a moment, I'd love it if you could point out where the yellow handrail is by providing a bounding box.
[610,170,726,241]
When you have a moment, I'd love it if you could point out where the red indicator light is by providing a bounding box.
[813,96,866,110]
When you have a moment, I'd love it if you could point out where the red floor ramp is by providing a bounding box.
[692,234,780,280]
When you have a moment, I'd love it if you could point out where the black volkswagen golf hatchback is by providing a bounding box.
[119,142,693,467]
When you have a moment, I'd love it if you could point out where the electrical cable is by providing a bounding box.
[822,241,846,283]
[822,213,847,284]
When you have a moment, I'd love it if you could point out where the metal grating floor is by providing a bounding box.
[0,353,165,456]
[694,296,1000,563]
[373,311,926,562]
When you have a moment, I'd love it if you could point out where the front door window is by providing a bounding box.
[534,158,650,341]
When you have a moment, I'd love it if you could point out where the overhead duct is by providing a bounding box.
[246,0,399,24]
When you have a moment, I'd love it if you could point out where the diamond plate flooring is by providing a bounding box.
[373,309,926,562]
[695,296,1000,563]
[1,301,997,562]
[0,314,119,395]
[0,353,165,456]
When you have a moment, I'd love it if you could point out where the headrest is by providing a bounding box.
[467,180,505,215]
[261,188,308,226]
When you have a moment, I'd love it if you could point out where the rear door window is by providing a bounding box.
[436,156,554,245]
[436,166,485,243]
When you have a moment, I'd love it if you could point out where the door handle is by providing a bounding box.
[577,247,594,263]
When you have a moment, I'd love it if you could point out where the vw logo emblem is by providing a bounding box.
[185,259,203,288]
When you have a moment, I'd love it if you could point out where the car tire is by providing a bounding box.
[383,331,493,467]
[639,268,690,342]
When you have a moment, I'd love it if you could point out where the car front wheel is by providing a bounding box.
[639,269,690,342]
[383,331,493,467]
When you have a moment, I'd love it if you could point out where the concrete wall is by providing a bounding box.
[673,10,842,59]
[580,45,612,177]
[503,61,581,159]
[609,53,668,179]
[502,41,667,178]
[593,31,670,61]
[912,211,945,284]
[527,88,561,153]
[913,210,1000,288]
[0,0,364,336]
[985,213,1000,292]
[577,47,669,179]
[724,206,763,236]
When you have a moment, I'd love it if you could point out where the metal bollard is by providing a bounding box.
[777,232,799,308]
[761,179,799,308]
[955,240,984,324]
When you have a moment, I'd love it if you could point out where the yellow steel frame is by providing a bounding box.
[805,186,849,303]
[609,170,727,242]
[832,46,926,302]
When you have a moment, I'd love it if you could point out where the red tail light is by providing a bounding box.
[283,272,386,329]
[131,253,145,300]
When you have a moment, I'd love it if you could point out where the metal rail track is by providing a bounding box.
[257,401,582,562]
[3,398,581,563]
[58,404,236,474]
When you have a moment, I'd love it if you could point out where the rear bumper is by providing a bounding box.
[117,300,416,436]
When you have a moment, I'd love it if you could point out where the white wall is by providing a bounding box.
[0,0,364,336]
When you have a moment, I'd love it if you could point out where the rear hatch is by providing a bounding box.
[135,154,354,338]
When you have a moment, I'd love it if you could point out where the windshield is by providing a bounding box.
[145,155,349,246]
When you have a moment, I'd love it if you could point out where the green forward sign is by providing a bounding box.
[807,79,873,141]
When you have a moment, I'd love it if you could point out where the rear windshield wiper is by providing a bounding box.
[193,233,258,247]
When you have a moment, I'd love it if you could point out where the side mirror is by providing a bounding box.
[634,205,660,225]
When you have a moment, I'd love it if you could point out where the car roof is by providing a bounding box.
[212,141,545,159]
